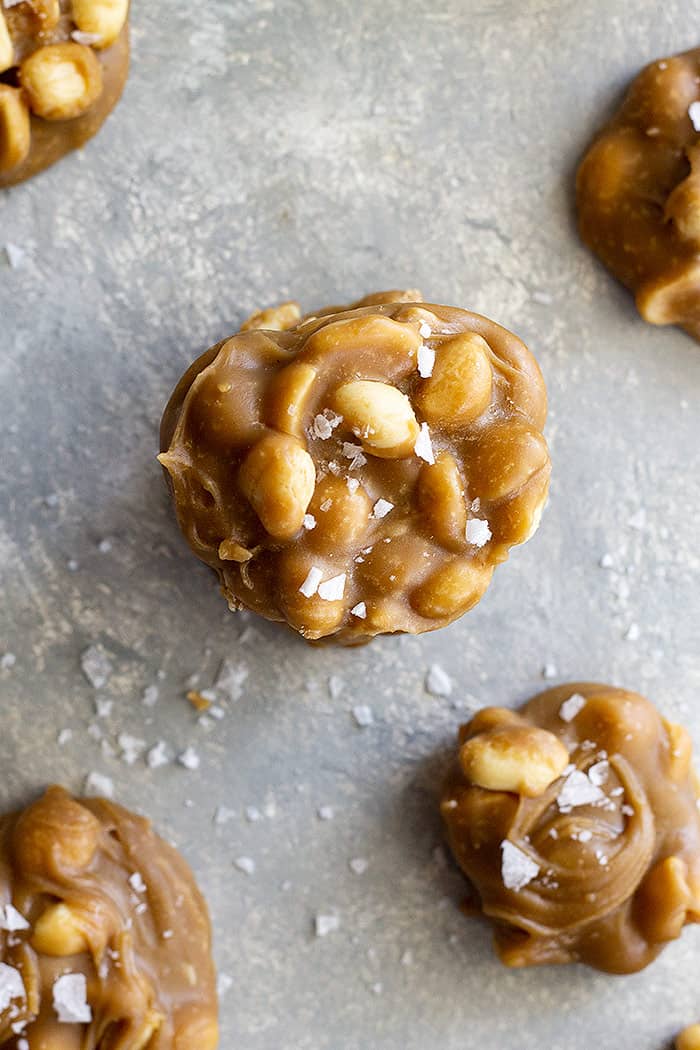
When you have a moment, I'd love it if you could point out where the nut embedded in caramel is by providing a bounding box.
[441,683,700,973]
[0,785,218,1047]
[0,0,130,187]
[159,289,550,643]
[577,47,700,341]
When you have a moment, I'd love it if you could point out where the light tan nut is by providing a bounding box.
[0,85,31,174]
[333,380,419,459]
[637,260,700,326]
[266,361,317,438]
[677,1024,700,1050]
[130,1011,165,1050]
[410,558,493,619]
[636,855,691,943]
[664,719,693,781]
[470,420,550,502]
[241,301,301,332]
[278,551,346,639]
[415,332,493,428]
[306,474,371,549]
[665,173,700,244]
[14,788,101,875]
[417,452,467,551]
[20,42,103,121]
[239,432,316,540]
[0,11,13,74]
[71,0,129,48]
[32,902,89,956]
[302,315,421,381]
[218,539,253,563]
[458,706,525,744]
[459,724,569,797]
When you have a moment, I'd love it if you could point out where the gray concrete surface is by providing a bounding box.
[1,1,700,1047]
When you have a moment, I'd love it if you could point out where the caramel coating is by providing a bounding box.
[441,683,700,974]
[577,47,700,341]
[0,0,129,187]
[159,290,550,643]
[0,786,218,1048]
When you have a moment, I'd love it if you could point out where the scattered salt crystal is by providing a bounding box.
[234,857,256,876]
[80,645,113,689]
[299,566,323,598]
[319,498,333,512]
[610,786,624,797]
[53,973,92,1024]
[621,804,634,817]
[342,442,367,468]
[71,29,101,44]
[371,982,383,995]
[57,728,73,746]
[350,602,367,619]
[146,741,170,769]
[557,770,605,810]
[129,872,146,894]
[689,101,700,131]
[349,857,368,875]
[317,805,334,821]
[414,423,435,464]
[142,684,159,707]
[97,537,113,554]
[84,772,114,798]
[328,675,343,700]
[67,558,79,572]
[311,411,342,439]
[346,477,360,494]
[0,904,28,932]
[425,664,452,698]
[95,698,113,719]
[213,805,236,825]
[4,243,24,268]
[314,914,340,937]
[465,517,491,547]
[352,705,373,727]
[599,553,614,569]
[118,733,146,765]
[318,573,346,601]
[217,973,234,997]
[627,508,646,530]
[302,514,317,531]
[371,498,394,519]
[559,693,586,722]
[588,760,609,787]
[531,290,553,305]
[419,322,432,338]
[625,623,640,642]
[501,841,539,891]
[542,662,558,680]
[177,747,200,771]
[417,343,435,378]
[214,659,248,702]
[245,806,262,822]
[0,963,25,1011]
[576,829,593,843]
[0,652,15,670]
[18,1040,29,1050]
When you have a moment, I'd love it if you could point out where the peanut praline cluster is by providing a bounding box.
[0,0,130,186]
[577,46,700,341]
[441,683,700,974]
[0,786,218,1049]
[159,290,551,643]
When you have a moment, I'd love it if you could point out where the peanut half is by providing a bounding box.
[0,85,31,174]
[239,432,316,540]
[0,11,13,74]
[20,42,103,121]
[72,0,129,48]
[333,380,419,459]
[459,724,569,797]
[241,301,301,332]
[416,332,493,428]
[32,902,89,956]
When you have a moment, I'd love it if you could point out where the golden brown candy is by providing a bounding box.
[0,786,218,1047]
[441,684,700,974]
[577,47,700,341]
[159,290,550,643]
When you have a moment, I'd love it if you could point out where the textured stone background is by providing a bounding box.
[1,1,700,1047]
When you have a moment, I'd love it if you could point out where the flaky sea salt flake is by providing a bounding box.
[0,905,28,932]
[314,914,340,937]
[414,423,435,464]
[557,770,605,810]
[352,705,373,727]
[689,101,700,132]
[234,856,256,876]
[371,498,394,519]
[302,514,317,530]
[425,664,453,697]
[559,692,586,722]
[0,963,24,1011]
[53,973,92,1024]
[501,841,539,891]
[318,573,346,601]
[299,566,323,598]
[177,747,200,771]
[84,772,114,798]
[417,343,435,378]
[350,602,367,619]
[80,645,113,689]
[465,517,491,547]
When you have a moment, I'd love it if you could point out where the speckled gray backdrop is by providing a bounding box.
[1,1,699,1047]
